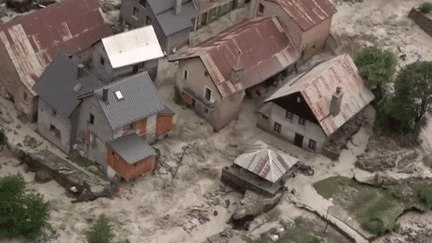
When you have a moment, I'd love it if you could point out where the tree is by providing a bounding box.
[85,214,115,243]
[383,61,432,137]
[0,173,51,241]
[355,46,397,103]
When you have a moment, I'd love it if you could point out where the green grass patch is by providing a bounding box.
[70,155,94,168]
[418,185,432,208]
[313,176,405,237]
[421,2,432,13]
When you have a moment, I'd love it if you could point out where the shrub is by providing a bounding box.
[418,186,432,208]
[85,214,115,243]
[0,173,51,241]
[173,86,185,106]
[421,2,432,13]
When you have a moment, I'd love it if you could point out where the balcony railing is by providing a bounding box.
[182,86,216,110]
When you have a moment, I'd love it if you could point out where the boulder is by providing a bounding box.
[232,190,285,220]
[34,170,53,183]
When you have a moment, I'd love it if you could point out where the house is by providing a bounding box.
[221,140,300,197]
[257,54,375,153]
[90,25,164,83]
[75,71,175,180]
[120,0,199,54]
[0,0,113,122]
[168,16,299,131]
[194,0,244,30]
[250,0,337,60]
[33,54,105,154]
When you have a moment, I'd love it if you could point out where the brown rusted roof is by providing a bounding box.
[266,0,337,31]
[169,16,299,98]
[0,0,113,96]
[265,54,375,136]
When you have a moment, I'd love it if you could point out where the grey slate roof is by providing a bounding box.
[156,1,199,36]
[159,105,175,115]
[33,54,105,117]
[92,71,165,131]
[108,133,156,164]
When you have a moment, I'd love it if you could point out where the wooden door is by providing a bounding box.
[201,12,207,26]
[294,133,304,148]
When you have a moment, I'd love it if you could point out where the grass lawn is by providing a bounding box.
[313,176,415,236]
[70,155,93,168]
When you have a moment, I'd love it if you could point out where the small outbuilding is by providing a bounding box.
[221,140,300,197]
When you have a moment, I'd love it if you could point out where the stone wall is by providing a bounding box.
[409,6,432,37]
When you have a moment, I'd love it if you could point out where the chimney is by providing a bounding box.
[231,67,244,82]
[77,64,87,79]
[330,87,344,116]
[175,0,182,15]
[102,88,109,103]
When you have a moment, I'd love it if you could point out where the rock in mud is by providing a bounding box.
[232,190,285,221]
[34,170,53,183]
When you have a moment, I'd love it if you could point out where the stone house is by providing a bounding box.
[168,16,299,131]
[120,0,199,54]
[257,54,374,153]
[194,0,247,30]
[75,71,175,180]
[250,0,337,60]
[0,0,113,122]
[33,54,105,154]
[90,25,164,83]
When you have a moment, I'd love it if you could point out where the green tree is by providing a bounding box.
[86,214,116,243]
[383,61,432,137]
[355,46,397,104]
[0,173,51,241]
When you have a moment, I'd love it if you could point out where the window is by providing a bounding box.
[129,123,134,129]
[50,124,55,131]
[23,92,27,101]
[258,3,264,14]
[309,139,317,150]
[100,57,105,67]
[133,7,139,17]
[111,151,116,155]
[285,111,293,120]
[262,114,268,119]
[89,113,94,125]
[274,122,281,133]
[203,107,209,114]
[52,109,56,116]
[184,69,188,80]
[49,124,61,139]
[146,16,151,25]
[299,117,306,126]
[139,0,146,7]
[205,87,211,101]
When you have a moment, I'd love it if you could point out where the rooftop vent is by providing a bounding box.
[330,87,344,116]
[115,91,124,100]
[231,67,244,82]
[73,83,83,94]
[175,0,182,15]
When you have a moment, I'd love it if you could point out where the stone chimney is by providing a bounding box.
[175,0,182,15]
[77,64,86,79]
[231,67,244,82]
[102,88,109,103]
[330,87,344,116]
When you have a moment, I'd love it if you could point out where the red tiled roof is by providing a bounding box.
[265,54,375,136]
[266,0,337,31]
[169,16,299,98]
[0,0,113,95]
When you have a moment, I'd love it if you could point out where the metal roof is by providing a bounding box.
[156,1,199,36]
[91,71,165,131]
[159,105,176,115]
[0,0,113,96]
[102,25,164,69]
[234,140,299,183]
[169,16,299,98]
[108,133,156,164]
[265,54,375,136]
[33,54,104,117]
[266,0,337,31]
